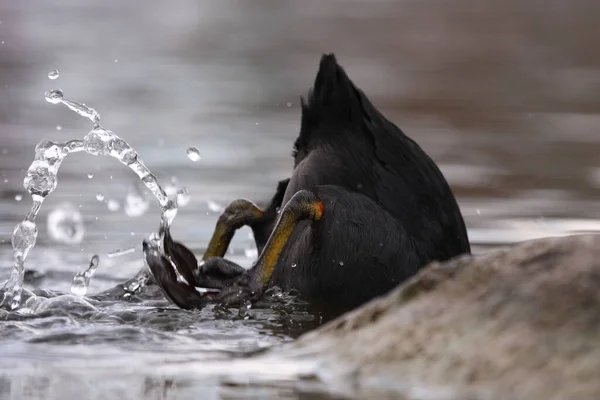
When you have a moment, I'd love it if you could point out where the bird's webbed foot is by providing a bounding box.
[143,230,208,310]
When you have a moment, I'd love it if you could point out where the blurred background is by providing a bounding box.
[1,0,600,298]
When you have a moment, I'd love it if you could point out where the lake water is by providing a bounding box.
[1,1,599,398]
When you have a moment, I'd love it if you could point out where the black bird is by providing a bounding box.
[144,53,471,314]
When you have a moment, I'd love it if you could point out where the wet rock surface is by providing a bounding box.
[279,234,600,400]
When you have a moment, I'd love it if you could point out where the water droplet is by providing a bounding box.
[87,173,93,179]
[124,184,149,217]
[177,187,191,207]
[244,247,258,259]
[291,263,297,268]
[44,89,63,104]
[23,139,66,197]
[476,209,481,215]
[47,203,85,245]
[110,137,137,165]
[15,194,22,201]
[164,177,179,198]
[286,101,292,107]
[96,193,104,201]
[12,221,38,258]
[70,255,99,296]
[107,247,135,258]
[48,69,59,80]
[107,199,120,212]
[61,98,100,124]
[207,200,223,213]
[339,261,344,266]
[1,220,39,309]
[186,147,201,161]
[56,125,62,131]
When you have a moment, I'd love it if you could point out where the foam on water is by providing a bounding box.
[0,88,179,310]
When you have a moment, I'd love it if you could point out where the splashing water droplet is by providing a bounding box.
[125,184,150,217]
[22,140,66,198]
[56,125,62,131]
[44,89,63,104]
[15,194,22,201]
[186,147,201,161]
[207,200,223,213]
[106,199,120,212]
[84,126,113,156]
[244,247,258,259]
[123,266,151,294]
[47,203,85,245]
[70,255,99,296]
[48,69,59,80]
[177,187,191,207]
[107,247,135,258]
[164,177,179,198]
[96,193,104,202]
[61,99,100,124]
[87,173,93,179]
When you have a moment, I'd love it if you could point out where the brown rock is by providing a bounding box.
[278,234,600,400]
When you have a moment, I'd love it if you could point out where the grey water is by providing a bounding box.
[1,0,600,399]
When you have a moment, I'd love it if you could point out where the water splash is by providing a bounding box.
[70,255,100,297]
[0,88,178,310]
[165,176,191,208]
[123,267,152,295]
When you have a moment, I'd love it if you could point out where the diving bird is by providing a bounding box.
[144,53,471,314]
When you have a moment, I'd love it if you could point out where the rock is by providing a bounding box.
[277,234,600,400]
